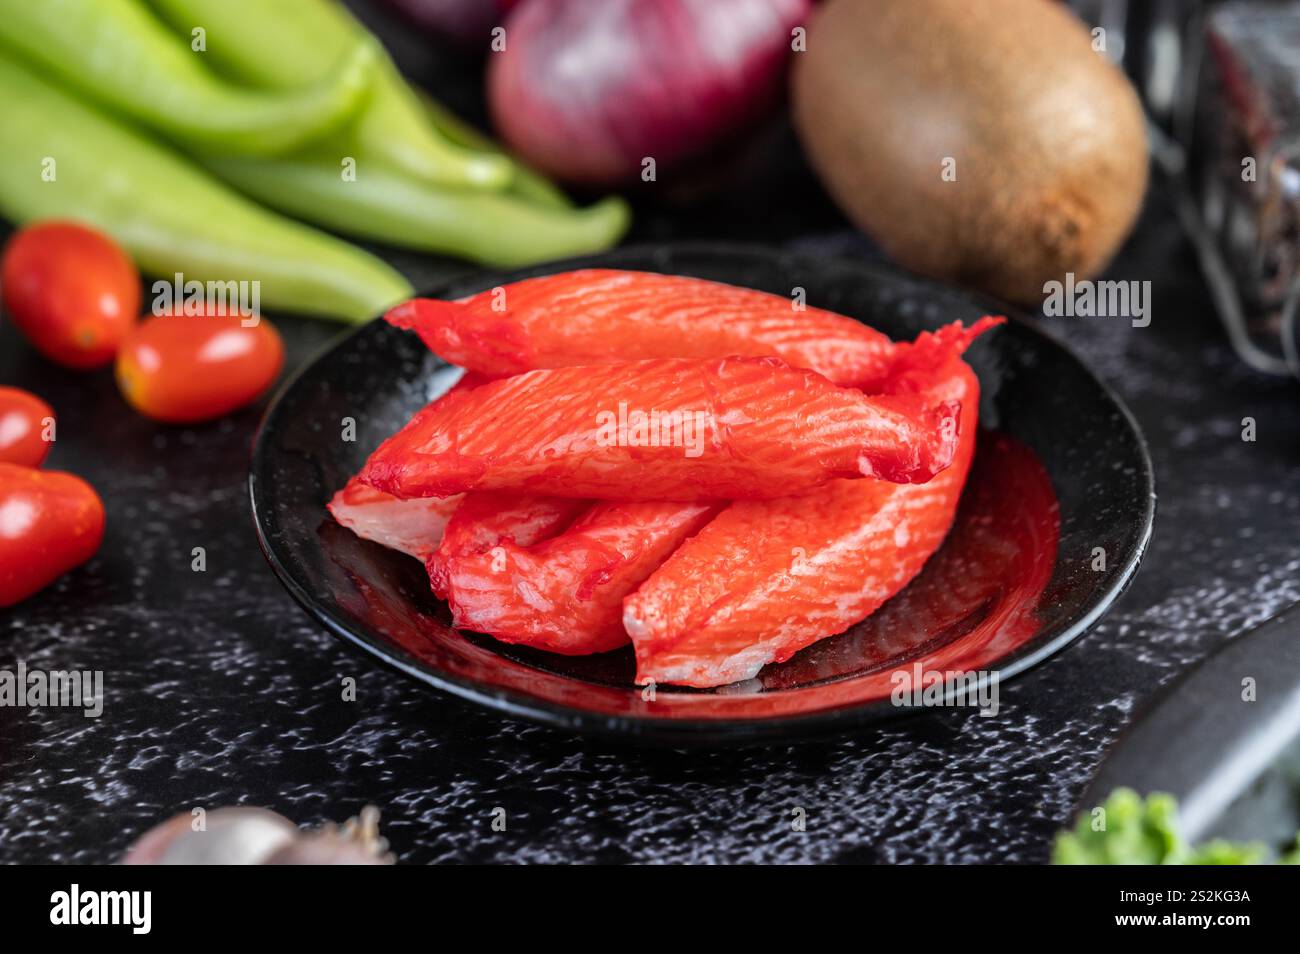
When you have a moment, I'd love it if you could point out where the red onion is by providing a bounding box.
[381,0,520,48]
[488,0,813,185]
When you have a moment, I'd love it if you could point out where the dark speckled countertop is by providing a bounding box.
[2,3,1298,865]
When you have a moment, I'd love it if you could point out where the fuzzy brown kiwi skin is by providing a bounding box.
[792,0,1149,306]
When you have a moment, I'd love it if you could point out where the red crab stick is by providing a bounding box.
[434,492,590,556]
[623,320,998,688]
[357,356,960,501]
[385,269,894,387]
[327,480,463,560]
[325,371,492,557]
[429,494,719,654]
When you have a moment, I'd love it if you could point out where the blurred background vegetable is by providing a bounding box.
[147,0,512,189]
[147,0,629,262]
[0,0,378,157]
[488,0,812,186]
[416,91,570,208]
[203,152,630,267]
[0,53,412,323]
[1054,789,1300,865]
[1,222,140,368]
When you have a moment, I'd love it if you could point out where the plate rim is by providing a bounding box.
[248,241,1156,744]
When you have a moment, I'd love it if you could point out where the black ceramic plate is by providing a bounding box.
[249,244,1154,742]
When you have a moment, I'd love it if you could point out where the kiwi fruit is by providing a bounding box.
[791,0,1149,305]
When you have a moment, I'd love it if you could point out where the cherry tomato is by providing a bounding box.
[115,309,285,423]
[1,221,140,369]
[0,387,55,467]
[0,462,105,608]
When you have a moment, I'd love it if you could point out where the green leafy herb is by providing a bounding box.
[1053,788,1300,865]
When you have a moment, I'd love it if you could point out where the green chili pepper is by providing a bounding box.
[0,0,376,157]
[147,0,511,190]
[204,151,631,268]
[416,94,573,212]
[0,51,412,322]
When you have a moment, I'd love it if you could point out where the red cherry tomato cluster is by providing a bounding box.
[0,220,289,606]
[2,220,285,422]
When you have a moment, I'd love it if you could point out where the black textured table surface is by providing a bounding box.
[3,4,1299,865]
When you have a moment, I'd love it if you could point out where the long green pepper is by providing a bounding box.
[417,94,573,212]
[0,0,376,157]
[0,51,412,322]
[147,0,511,190]
[148,0,630,266]
[204,152,632,269]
